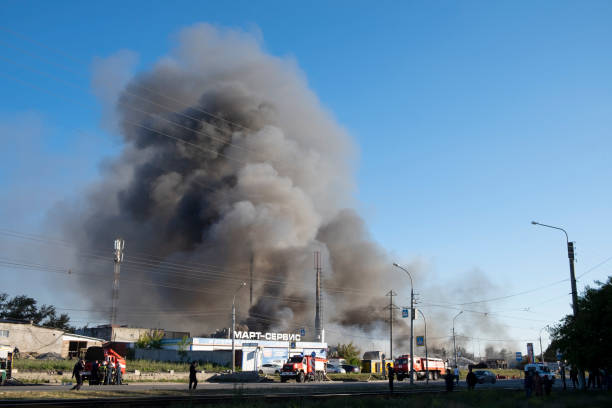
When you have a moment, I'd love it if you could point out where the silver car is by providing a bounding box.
[327,364,346,373]
[259,363,283,375]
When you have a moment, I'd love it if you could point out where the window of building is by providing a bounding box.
[0,330,9,337]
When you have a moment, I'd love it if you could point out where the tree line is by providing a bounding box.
[0,292,74,332]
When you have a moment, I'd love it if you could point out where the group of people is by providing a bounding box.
[70,357,123,390]
[443,367,478,392]
[524,369,553,397]
[568,366,612,390]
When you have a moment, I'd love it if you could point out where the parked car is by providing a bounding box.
[524,363,556,383]
[473,370,497,384]
[259,363,283,375]
[327,364,346,373]
[341,364,360,373]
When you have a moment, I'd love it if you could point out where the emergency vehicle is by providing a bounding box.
[0,346,13,385]
[81,344,126,385]
[280,354,327,382]
[394,354,447,381]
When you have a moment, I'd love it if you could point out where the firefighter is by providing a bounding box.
[115,361,123,385]
[71,359,84,390]
[91,360,99,385]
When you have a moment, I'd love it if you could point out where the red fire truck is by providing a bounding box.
[280,355,327,382]
[394,354,447,381]
[81,344,126,385]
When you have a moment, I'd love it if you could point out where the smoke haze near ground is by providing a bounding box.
[52,23,514,354]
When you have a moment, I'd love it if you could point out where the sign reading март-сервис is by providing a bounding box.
[233,331,302,342]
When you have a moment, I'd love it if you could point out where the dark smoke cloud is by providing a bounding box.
[53,24,515,353]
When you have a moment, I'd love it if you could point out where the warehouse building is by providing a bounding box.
[0,319,103,358]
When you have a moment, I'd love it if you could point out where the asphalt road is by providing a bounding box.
[1,378,562,394]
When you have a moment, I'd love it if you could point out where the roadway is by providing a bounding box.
[1,378,559,393]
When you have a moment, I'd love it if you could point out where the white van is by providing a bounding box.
[524,363,556,383]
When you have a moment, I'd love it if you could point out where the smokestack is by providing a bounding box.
[314,251,322,342]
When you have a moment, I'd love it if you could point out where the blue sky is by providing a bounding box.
[1,0,611,353]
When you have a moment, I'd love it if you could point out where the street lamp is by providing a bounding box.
[453,311,464,371]
[232,282,247,373]
[539,325,549,363]
[416,309,429,384]
[393,262,415,385]
[531,221,578,316]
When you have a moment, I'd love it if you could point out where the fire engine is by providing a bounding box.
[81,344,126,385]
[280,354,327,382]
[394,354,447,381]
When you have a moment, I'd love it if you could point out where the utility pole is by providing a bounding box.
[452,311,463,372]
[249,252,254,307]
[231,282,247,373]
[111,238,124,326]
[385,290,399,370]
[392,263,415,385]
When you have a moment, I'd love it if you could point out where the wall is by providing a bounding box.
[134,348,232,366]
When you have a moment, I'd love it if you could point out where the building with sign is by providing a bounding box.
[135,334,327,372]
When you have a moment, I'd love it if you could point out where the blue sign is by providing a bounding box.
[402,308,409,318]
[416,336,424,346]
[300,328,306,337]
[311,351,316,358]
[516,352,522,362]
[290,342,296,349]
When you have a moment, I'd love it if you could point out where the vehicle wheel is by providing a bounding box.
[397,375,403,382]
[275,370,280,374]
[281,377,287,383]
[258,370,263,375]
[298,372,305,383]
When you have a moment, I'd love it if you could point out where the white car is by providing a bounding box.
[524,363,556,383]
[259,363,283,375]
[327,364,346,374]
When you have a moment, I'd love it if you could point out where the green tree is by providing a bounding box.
[0,293,74,331]
[336,342,361,366]
[135,330,165,349]
[177,335,190,361]
[550,276,612,371]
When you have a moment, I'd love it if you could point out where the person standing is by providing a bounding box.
[189,361,198,390]
[387,363,394,393]
[466,367,477,390]
[524,370,534,398]
[444,369,455,392]
[115,361,123,385]
[534,372,543,396]
[454,366,460,385]
[91,360,99,385]
[71,359,84,390]
[570,366,578,389]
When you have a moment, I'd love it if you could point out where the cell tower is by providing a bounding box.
[111,238,124,326]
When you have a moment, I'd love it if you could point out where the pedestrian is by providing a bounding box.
[466,367,477,390]
[534,372,543,396]
[106,359,114,385]
[570,366,578,389]
[524,370,534,398]
[189,361,198,390]
[444,369,455,392]
[387,363,394,393]
[543,375,552,396]
[91,360,99,385]
[454,365,460,385]
[71,359,84,390]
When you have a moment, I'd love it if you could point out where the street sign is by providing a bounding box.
[402,308,409,318]
[311,351,316,358]
[556,349,562,360]
[300,328,306,337]
[290,342,296,348]
[416,336,424,346]
[516,352,522,362]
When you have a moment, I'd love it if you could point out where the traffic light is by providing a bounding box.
[567,242,575,260]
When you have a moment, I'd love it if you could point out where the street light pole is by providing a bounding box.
[417,309,429,384]
[393,263,415,385]
[453,311,464,370]
[232,282,247,373]
[531,221,578,316]
[539,325,549,364]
